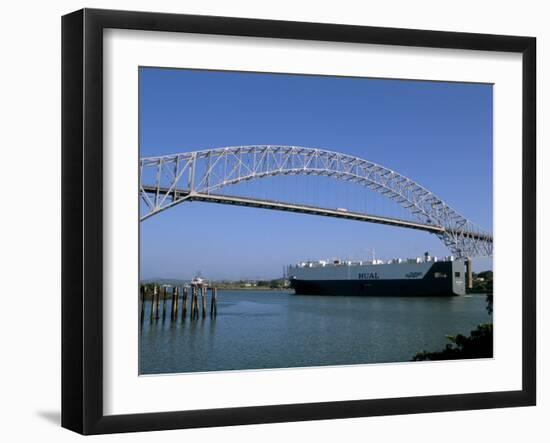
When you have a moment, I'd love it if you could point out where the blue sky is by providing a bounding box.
[139,67,493,279]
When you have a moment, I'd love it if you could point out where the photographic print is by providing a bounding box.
[61,10,536,433]
[138,67,493,375]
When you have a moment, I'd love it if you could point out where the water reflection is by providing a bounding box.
[139,290,491,375]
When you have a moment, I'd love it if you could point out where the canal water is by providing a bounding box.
[139,290,491,375]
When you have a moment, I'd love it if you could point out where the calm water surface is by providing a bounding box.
[139,290,491,374]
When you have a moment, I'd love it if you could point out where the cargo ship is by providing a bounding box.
[287,253,466,296]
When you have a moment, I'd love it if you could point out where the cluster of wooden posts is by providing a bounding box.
[140,284,218,322]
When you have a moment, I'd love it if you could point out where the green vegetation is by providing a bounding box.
[215,278,288,290]
[412,324,493,361]
[468,270,493,294]
[256,279,286,289]
[412,275,493,361]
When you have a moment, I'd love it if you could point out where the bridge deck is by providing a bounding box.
[142,186,446,234]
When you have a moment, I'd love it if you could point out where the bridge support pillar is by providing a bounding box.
[466,257,473,290]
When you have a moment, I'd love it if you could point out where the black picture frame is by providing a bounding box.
[62,8,536,435]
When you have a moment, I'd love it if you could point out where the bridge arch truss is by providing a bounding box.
[140,145,492,258]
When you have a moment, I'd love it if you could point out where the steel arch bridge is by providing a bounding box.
[140,145,492,258]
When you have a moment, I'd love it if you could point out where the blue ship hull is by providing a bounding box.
[289,261,465,296]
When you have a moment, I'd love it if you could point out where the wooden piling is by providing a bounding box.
[190,286,196,320]
[210,287,218,317]
[156,286,161,318]
[213,287,218,317]
[201,285,207,317]
[194,287,199,320]
[182,287,188,320]
[140,285,145,323]
[151,285,158,320]
[162,286,168,319]
[210,287,214,317]
[189,286,195,320]
[194,287,200,320]
[171,286,179,320]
